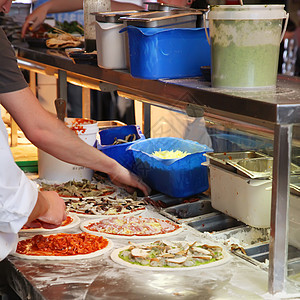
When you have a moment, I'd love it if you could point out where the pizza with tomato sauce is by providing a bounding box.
[20,213,80,233]
[80,216,183,239]
[14,232,113,260]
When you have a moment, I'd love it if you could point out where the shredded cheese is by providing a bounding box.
[151,149,191,159]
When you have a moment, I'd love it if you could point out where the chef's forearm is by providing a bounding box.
[42,0,83,14]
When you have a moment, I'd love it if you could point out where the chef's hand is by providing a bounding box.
[108,164,151,196]
[25,191,67,229]
[21,4,49,38]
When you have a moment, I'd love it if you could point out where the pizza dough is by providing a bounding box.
[13,232,113,260]
[111,240,231,271]
[80,216,183,239]
[20,213,80,233]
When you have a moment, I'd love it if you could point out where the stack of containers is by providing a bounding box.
[94,7,210,79]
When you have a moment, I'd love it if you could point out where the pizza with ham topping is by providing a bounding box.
[80,216,183,239]
[14,232,113,260]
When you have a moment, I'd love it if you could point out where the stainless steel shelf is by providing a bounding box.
[16,46,300,126]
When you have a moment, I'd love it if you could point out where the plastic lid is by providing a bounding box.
[208,5,287,20]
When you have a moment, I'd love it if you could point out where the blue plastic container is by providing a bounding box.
[94,125,145,171]
[127,137,213,198]
[123,26,211,80]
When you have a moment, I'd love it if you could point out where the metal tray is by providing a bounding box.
[205,151,267,172]
[120,10,200,28]
[229,157,300,179]
[290,175,300,196]
[144,193,206,209]
[187,213,244,233]
[212,226,270,246]
[93,10,142,23]
[161,199,218,223]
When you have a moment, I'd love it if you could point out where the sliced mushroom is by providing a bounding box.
[131,248,150,258]
[192,246,212,256]
[166,256,187,264]
[192,255,212,260]
[161,253,176,258]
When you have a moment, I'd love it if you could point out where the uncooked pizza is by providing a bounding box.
[14,232,113,260]
[20,213,80,233]
[80,216,183,239]
[111,240,230,270]
[64,195,146,218]
[39,180,115,198]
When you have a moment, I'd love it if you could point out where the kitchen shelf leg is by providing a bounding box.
[269,124,292,294]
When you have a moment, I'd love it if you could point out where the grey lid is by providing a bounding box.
[93,10,141,23]
[120,10,202,27]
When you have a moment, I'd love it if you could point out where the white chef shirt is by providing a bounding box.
[0,27,39,261]
[0,120,38,260]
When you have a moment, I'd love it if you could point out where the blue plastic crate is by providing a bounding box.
[123,26,211,80]
[127,137,213,198]
[94,125,145,171]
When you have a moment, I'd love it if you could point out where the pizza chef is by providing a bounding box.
[0,0,149,262]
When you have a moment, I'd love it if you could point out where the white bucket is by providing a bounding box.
[38,118,98,183]
[207,5,288,89]
[95,21,127,69]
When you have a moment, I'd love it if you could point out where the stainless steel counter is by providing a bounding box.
[14,44,300,295]
[0,207,284,300]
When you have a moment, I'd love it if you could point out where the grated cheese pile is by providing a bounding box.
[151,149,191,159]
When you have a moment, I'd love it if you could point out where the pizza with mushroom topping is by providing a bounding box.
[111,240,230,270]
[39,180,115,198]
[64,195,146,218]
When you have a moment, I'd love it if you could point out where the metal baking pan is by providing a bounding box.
[238,243,300,264]
[205,151,267,172]
[120,10,201,28]
[290,175,300,196]
[228,157,300,179]
[161,199,218,223]
[212,226,270,246]
[93,11,142,23]
[187,213,244,233]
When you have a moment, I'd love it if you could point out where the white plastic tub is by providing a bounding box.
[95,21,127,69]
[207,5,288,88]
[209,164,272,228]
[38,118,98,183]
